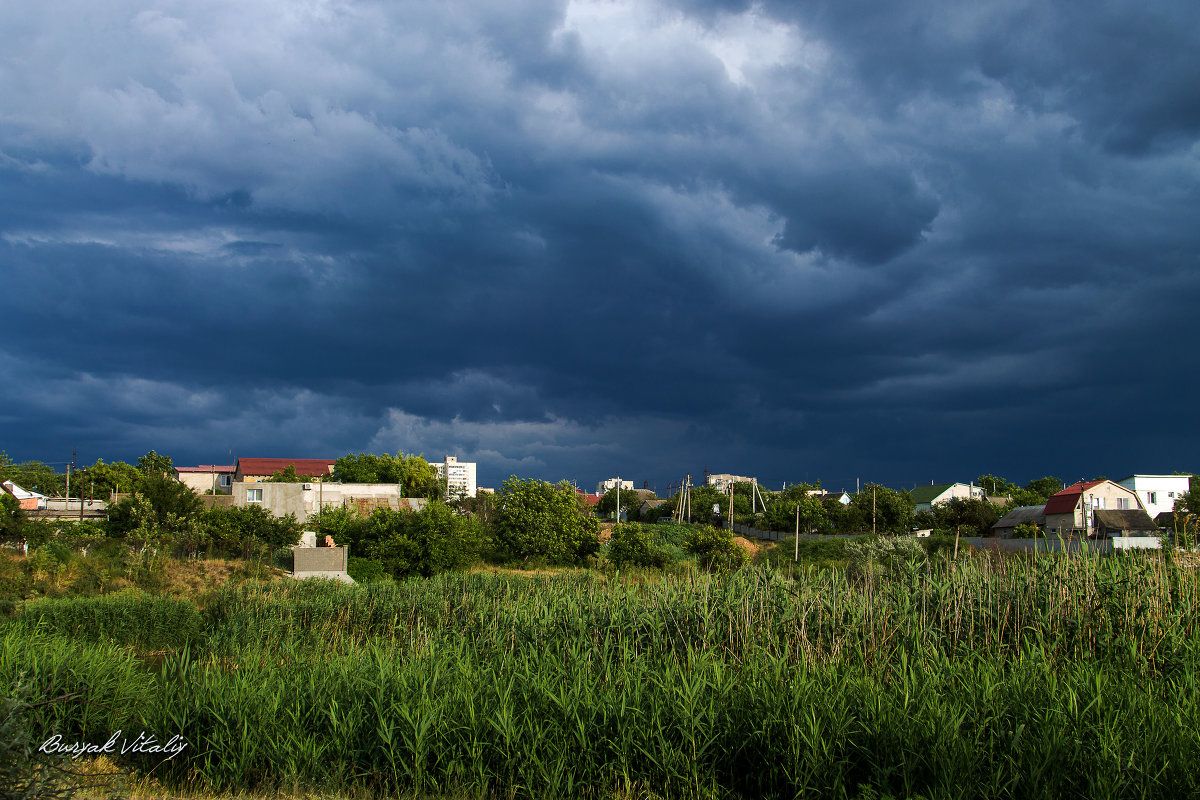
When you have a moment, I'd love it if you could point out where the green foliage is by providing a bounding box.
[1012,521,1043,539]
[264,465,316,483]
[199,505,303,557]
[493,477,599,565]
[135,450,173,478]
[849,483,914,534]
[0,676,83,800]
[757,536,855,575]
[683,525,746,571]
[346,557,386,583]
[0,494,24,541]
[606,523,676,569]
[976,474,1018,497]
[933,497,1001,536]
[11,557,1200,799]
[106,473,202,546]
[366,501,486,578]
[0,457,63,497]
[331,452,440,498]
[1011,476,1065,507]
[846,535,928,582]
[69,459,140,500]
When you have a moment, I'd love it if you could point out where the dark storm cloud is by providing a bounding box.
[2,0,1198,489]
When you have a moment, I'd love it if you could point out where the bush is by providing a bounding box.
[347,557,386,583]
[607,524,674,569]
[683,526,746,572]
[493,478,600,565]
[365,502,487,579]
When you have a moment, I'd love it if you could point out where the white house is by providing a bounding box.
[1117,475,1191,519]
[909,482,986,514]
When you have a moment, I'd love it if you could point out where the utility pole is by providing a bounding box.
[872,485,876,536]
[728,482,734,530]
[794,503,800,562]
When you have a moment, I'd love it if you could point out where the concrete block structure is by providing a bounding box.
[233,481,427,522]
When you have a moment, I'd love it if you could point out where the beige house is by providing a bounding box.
[1043,480,1144,537]
[175,465,235,495]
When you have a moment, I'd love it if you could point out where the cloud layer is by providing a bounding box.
[2,0,1198,490]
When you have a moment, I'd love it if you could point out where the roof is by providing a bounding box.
[992,505,1046,529]
[1093,509,1158,532]
[235,458,336,477]
[176,465,235,474]
[2,480,46,501]
[1043,480,1106,516]
[908,484,954,504]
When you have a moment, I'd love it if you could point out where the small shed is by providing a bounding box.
[990,505,1045,538]
[1093,509,1159,537]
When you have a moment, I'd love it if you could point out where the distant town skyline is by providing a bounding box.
[2,1,1197,494]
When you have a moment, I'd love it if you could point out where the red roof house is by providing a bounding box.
[1043,480,1143,536]
[234,458,336,482]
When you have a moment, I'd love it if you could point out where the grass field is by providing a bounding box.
[3,544,1199,799]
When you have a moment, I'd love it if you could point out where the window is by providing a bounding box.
[219,475,231,488]
[1147,492,1157,505]
[247,488,262,503]
[1117,498,1129,510]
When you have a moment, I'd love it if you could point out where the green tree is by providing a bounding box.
[107,472,202,544]
[266,464,317,483]
[1012,476,1064,507]
[368,501,485,578]
[976,474,1018,497]
[0,456,64,496]
[136,450,174,478]
[332,452,441,498]
[200,505,302,558]
[850,484,914,535]
[934,497,1000,536]
[494,477,600,564]
[72,458,140,499]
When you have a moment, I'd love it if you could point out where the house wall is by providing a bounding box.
[232,482,427,522]
[914,483,986,514]
[1118,475,1190,519]
[177,471,233,495]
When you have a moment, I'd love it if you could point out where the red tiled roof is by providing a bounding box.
[1043,480,1105,515]
[236,458,335,477]
[176,465,235,473]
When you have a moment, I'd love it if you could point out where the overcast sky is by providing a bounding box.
[2,0,1198,492]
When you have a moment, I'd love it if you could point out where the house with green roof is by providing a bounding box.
[908,482,986,514]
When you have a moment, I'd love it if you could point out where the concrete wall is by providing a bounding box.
[177,471,233,495]
[232,482,427,522]
[293,546,348,572]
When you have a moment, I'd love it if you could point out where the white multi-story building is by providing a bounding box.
[1117,474,1191,519]
[433,455,477,499]
[596,477,634,495]
[706,473,755,493]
